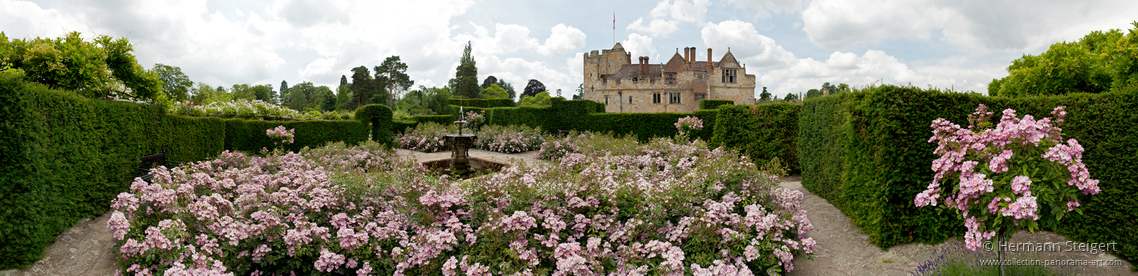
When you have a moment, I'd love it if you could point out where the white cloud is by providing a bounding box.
[801,0,1138,52]
[701,20,797,68]
[650,0,711,23]
[759,50,1006,98]
[727,0,804,19]
[625,17,680,38]
[537,24,587,57]
[621,33,656,58]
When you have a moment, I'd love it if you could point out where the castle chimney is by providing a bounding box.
[639,56,649,78]
[689,47,696,62]
[683,47,689,62]
[707,48,713,71]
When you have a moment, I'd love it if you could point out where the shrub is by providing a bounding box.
[473,124,544,153]
[699,99,734,110]
[448,98,515,108]
[394,122,454,152]
[711,103,800,174]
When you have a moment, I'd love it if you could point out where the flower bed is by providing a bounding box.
[473,124,543,153]
[110,137,815,275]
[171,99,349,120]
[537,130,641,160]
[394,122,454,152]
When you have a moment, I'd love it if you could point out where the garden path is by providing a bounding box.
[779,177,1134,275]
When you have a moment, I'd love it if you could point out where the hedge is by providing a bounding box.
[223,119,367,152]
[699,99,734,110]
[449,98,515,108]
[0,73,225,268]
[0,73,370,268]
[797,85,1138,266]
[710,103,800,174]
[355,104,394,146]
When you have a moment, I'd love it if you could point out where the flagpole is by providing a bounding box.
[613,12,615,45]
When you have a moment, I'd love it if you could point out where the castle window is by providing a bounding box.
[629,96,633,104]
[653,93,661,104]
[722,69,737,83]
[695,94,706,102]
[604,96,609,105]
[665,73,676,85]
[669,92,682,104]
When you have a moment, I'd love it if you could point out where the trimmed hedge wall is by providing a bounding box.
[710,103,800,174]
[223,119,367,152]
[699,99,734,110]
[393,115,454,134]
[449,98,515,108]
[0,75,226,268]
[355,104,393,146]
[798,85,1138,266]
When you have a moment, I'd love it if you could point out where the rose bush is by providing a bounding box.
[111,134,816,275]
[914,104,1100,252]
[473,124,543,153]
[394,122,454,153]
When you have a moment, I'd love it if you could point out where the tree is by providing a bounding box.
[453,41,480,98]
[573,83,584,100]
[231,84,255,100]
[759,86,771,101]
[190,82,230,104]
[784,92,799,102]
[374,56,414,108]
[424,85,453,115]
[805,88,821,99]
[522,79,546,98]
[290,82,319,109]
[288,88,308,111]
[251,84,272,102]
[519,91,552,106]
[316,86,336,111]
[350,66,375,110]
[498,80,516,100]
[481,76,498,89]
[280,80,290,105]
[336,84,353,111]
[481,84,509,99]
[153,63,193,101]
[1,31,162,101]
[340,75,349,88]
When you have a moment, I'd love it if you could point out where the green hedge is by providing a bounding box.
[223,119,367,152]
[699,99,734,110]
[798,85,1138,266]
[0,73,226,268]
[355,104,393,146]
[449,98,515,108]
[710,103,800,174]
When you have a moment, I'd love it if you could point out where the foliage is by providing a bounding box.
[989,22,1138,97]
[481,75,498,89]
[152,63,193,101]
[354,104,394,146]
[109,136,815,275]
[480,83,509,99]
[519,91,552,107]
[453,41,480,98]
[171,99,321,120]
[910,243,1073,276]
[394,122,454,152]
[759,87,771,102]
[522,79,546,98]
[0,31,163,101]
[251,84,273,103]
[699,99,734,110]
[674,116,703,141]
[266,125,296,150]
[916,105,1100,252]
[711,104,801,174]
[449,97,514,108]
[783,93,799,102]
[288,87,308,111]
[223,119,367,153]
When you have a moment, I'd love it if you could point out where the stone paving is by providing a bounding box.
[3,150,1133,275]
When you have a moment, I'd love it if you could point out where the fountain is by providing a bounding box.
[422,106,506,178]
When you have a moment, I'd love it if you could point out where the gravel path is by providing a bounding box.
[3,152,1131,275]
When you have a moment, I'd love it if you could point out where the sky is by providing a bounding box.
[3,0,1137,100]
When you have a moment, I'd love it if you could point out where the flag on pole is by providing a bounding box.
[613,13,615,30]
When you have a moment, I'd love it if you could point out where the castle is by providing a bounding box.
[582,43,757,113]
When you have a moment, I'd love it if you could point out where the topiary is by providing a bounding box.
[354,104,393,146]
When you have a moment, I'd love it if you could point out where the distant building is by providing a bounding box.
[583,43,757,113]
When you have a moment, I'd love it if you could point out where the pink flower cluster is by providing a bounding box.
[265,125,295,145]
[916,104,1100,251]
[675,116,704,137]
[109,134,814,274]
[395,122,454,152]
[474,124,544,153]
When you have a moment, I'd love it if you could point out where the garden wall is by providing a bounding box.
[797,85,1138,265]
[0,73,367,268]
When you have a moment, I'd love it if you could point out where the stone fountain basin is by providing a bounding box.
[421,157,508,173]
